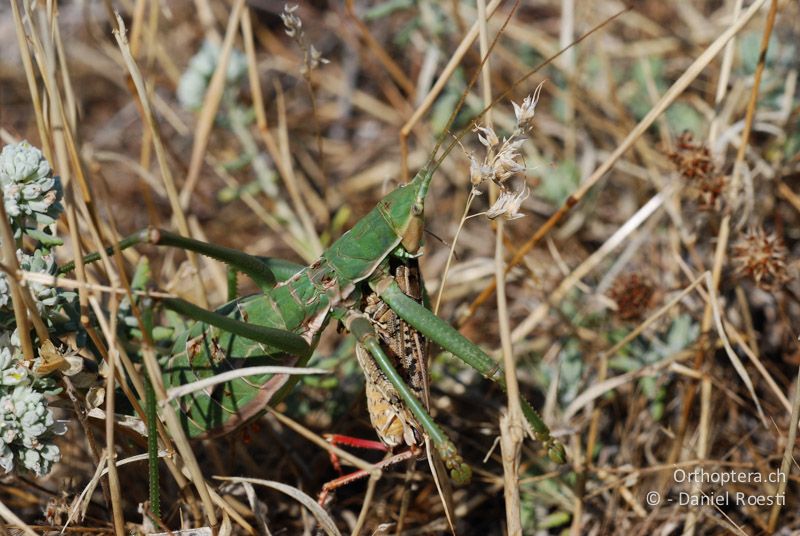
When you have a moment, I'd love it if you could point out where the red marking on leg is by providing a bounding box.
[325,435,388,452]
[317,448,418,505]
[323,434,388,474]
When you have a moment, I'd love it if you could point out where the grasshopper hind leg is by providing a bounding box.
[317,446,420,506]
[315,335,425,506]
[345,313,472,486]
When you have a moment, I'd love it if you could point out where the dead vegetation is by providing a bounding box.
[1,0,799,534]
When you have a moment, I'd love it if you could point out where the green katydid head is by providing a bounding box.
[379,167,434,257]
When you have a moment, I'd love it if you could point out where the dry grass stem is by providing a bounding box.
[113,13,208,308]
[4,1,798,533]
[462,0,771,322]
[767,359,800,531]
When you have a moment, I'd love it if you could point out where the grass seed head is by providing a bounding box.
[469,90,542,221]
[512,81,544,133]
[486,185,530,220]
[282,4,329,74]
[281,4,302,37]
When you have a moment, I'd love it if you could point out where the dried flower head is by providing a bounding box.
[469,84,544,196]
[281,4,302,37]
[486,185,530,220]
[732,227,790,290]
[308,45,328,70]
[469,130,527,193]
[469,157,494,190]
[475,125,499,148]
[512,81,544,132]
[609,273,655,321]
[467,89,543,221]
[667,131,725,210]
[281,4,328,74]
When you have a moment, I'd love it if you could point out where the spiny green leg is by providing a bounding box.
[58,229,151,274]
[254,257,305,282]
[59,228,286,292]
[345,313,472,485]
[162,297,312,358]
[61,229,312,355]
[226,267,238,302]
[146,229,278,290]
[375,277,566,464]
[227,258,305,301]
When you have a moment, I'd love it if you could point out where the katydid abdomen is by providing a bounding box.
[165,290,326,438]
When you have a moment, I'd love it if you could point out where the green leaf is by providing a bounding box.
[24,229,63,247]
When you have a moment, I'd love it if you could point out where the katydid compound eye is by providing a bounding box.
[412,202,424,215]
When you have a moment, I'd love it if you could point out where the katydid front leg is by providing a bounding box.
[372,276,567,464]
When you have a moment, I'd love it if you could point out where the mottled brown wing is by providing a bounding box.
[363,258,429,409]
[357,258,429,449]
[387,259,430,409]
[357,258,457,532]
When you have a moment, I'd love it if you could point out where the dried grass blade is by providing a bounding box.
[215,477,342,536]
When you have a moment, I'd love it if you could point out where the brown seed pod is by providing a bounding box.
[732,227,791,291]
[667,131,726,210]
[609,273,656,321]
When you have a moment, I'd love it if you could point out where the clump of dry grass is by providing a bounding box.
[1,1,799,535]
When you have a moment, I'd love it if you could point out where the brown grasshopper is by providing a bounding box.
[319,258,437,503]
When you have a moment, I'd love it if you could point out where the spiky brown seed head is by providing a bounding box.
[667,131,726,210]
[609,273,656,321]
[732,227,790,291]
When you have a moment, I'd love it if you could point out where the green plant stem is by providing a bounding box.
[142,300,160,519]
